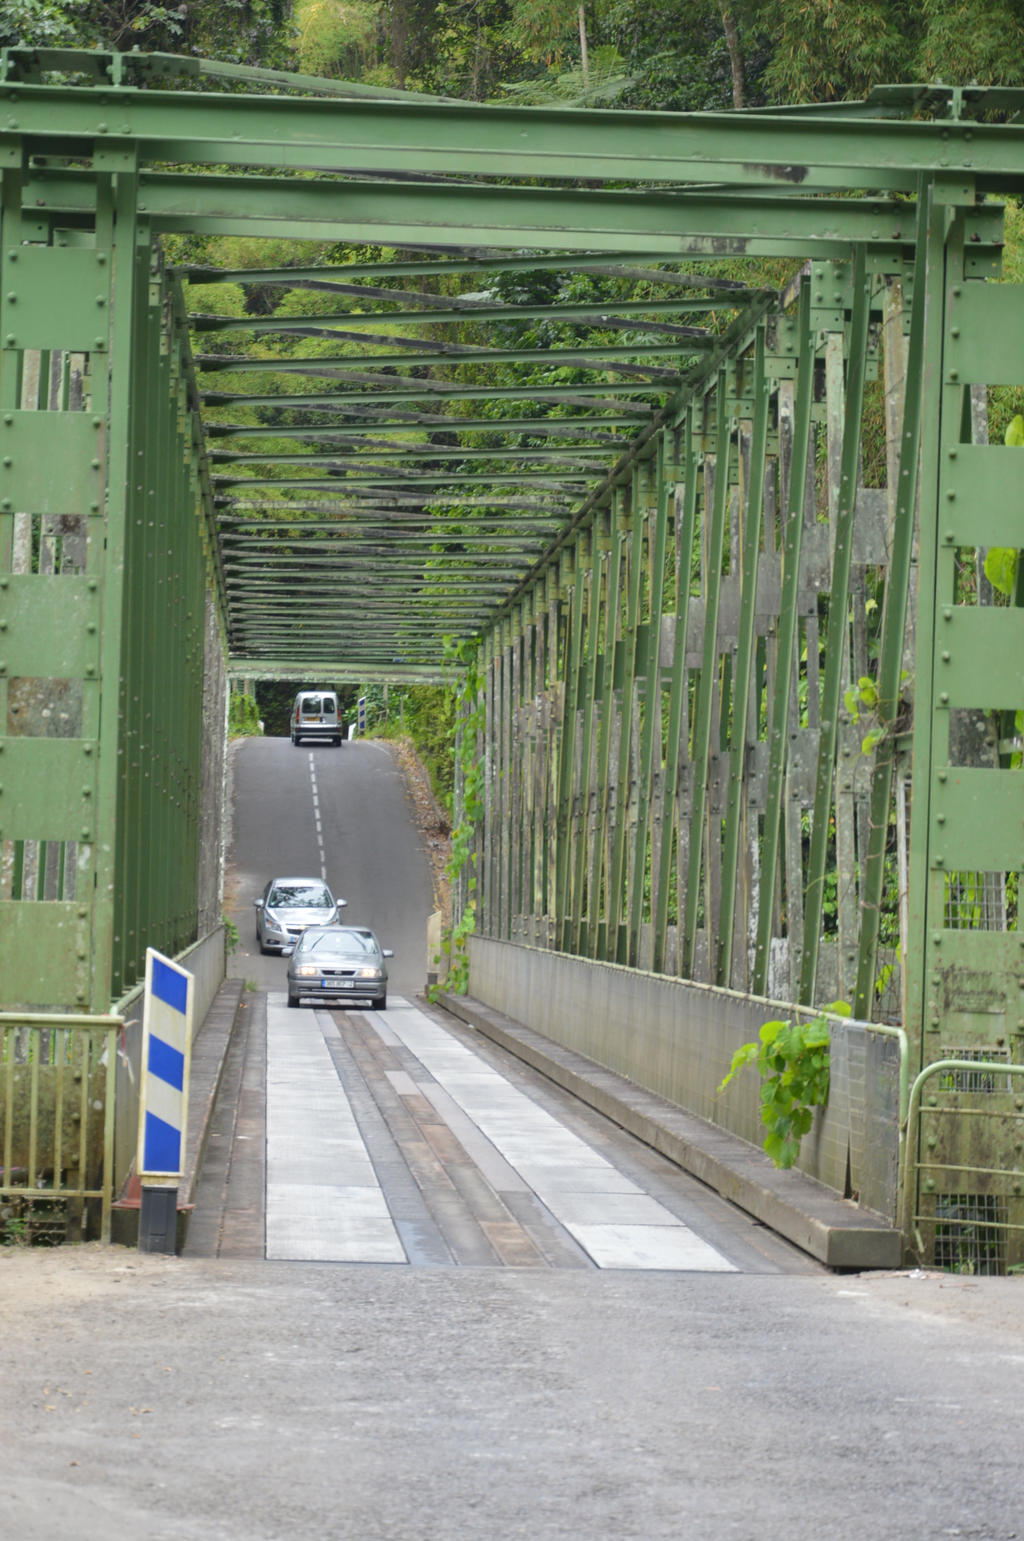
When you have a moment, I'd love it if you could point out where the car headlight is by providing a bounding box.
[355,967,382,980]
[264,913,285,933]
[295,965,318,977]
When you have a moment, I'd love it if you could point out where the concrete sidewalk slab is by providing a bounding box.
[436,990,902,1271]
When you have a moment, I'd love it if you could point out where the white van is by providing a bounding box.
[291,689,342,746]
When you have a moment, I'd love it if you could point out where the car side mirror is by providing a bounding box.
[253,898,263,909]
[337,898,348,909]
[382,949,394,958]
[282,944,295,957]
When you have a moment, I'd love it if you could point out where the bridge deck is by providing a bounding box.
[177,982,820,1274]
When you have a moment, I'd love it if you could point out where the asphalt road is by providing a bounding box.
[210,735,815,1275]
[226,734,436,1000]
[2,1248,1024,1541]
[3,732,1024,1539]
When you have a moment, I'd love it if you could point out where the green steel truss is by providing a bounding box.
[1,49,1023,1264]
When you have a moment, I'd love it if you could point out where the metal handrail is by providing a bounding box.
[0,1012,123,1243]
[900,1058,1024,1259]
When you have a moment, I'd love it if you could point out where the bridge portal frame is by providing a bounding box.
[0,54,1022,1261]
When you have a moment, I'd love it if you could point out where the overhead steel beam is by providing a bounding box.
[22,169,959,255]
[8,76,1024,189]
[191,297,751,332]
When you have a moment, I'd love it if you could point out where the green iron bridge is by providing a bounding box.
[1,51,1023,1267]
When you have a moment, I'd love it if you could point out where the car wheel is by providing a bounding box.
[372,993,387,1011]
[287,992,300,1008]
[332,736,342,747]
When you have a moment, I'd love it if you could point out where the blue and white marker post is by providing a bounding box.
[137,948,194,1253]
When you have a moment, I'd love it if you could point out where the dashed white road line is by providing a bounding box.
[307,752,327,881]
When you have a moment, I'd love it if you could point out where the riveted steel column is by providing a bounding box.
[901,190,1024,1267]
[554,544,586,950]
[627,436,670,969]
[682,374,732,980]
[653,411,698,975]
[567,517,605,952]
[479,626,496,937]
[587,489,627,959]
[854,186,934,1021]
[752,279,815,999]
[717,327,771,987]
[606,479,644,964]
[0,144,126,1012]
[800,248,870,1004]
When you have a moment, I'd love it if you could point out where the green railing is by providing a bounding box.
[901,1060,1024,1275]
[0,1011,120,1244]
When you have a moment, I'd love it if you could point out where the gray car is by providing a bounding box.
[254,877,345,954]
[286,925,392,1010]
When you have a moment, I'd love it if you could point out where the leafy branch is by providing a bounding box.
[844,671,910,756]
[717,1001,850,1169]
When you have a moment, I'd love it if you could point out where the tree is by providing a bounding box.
[4,0,294,64]
[605,0,772,112]
[917,0,1024,88]
[758,0,919,104]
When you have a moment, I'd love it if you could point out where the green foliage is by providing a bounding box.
[222,914,241,957]
[758,0,917,103]
[229,691,262,737]
[294,0,378,78]
[984,544,1019,599]
[844,670,910,756]
[0,1214,29,1247]
[980,415,1023,602]
[7,0,294,62]
[432,636,484,998]
[1,0,79,46]
[718,1001,850,1169]
[355,684,456,806]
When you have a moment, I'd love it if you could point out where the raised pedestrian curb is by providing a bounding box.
[436,990,903,1272]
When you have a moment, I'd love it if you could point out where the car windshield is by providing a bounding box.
[301,930,377,955]
[268,883,332,909]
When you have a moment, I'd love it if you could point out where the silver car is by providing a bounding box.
[254,877,345,955]
[286,925,392,1010]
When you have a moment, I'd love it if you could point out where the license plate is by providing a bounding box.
[322,978,354,988]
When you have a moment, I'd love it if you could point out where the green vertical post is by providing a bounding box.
[752,279,815,998]
[682,374,732,978]
[717,328,771,987]
[627,436,670,967]
[555,544,586,951]
[587,491,626,959]
[92,150,141,1011]
[799,247,870,1004]
[652,413,698,974]
[854,186,935,1022]
[569,516,607,952]
[606,479,645,964]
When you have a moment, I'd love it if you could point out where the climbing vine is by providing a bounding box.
[433,636,485,997]
[717,1001,850,1169]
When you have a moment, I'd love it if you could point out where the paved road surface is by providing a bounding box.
[3,1246,1023,1541]
[3,733,1023,1540]
[207,736,817,1274]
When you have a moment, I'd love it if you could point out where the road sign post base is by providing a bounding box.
[139,1184,179,1254]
